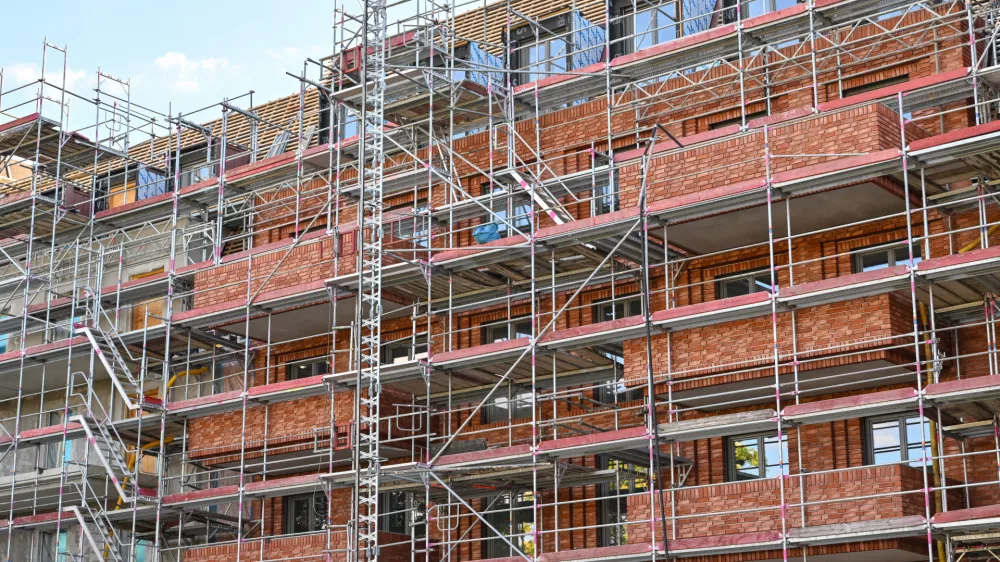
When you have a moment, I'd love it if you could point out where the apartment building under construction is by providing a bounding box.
[2,0,1000,559]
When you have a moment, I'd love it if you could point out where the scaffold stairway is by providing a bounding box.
[76,324,159,412]
[65,503,126,562]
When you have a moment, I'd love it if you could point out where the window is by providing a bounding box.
[287,356,330,381]
[39,531,68,562]
[593,296,643,323]
[595,375,645,405]
[709,109,769,130]
[136,166,168,200]
[610,1,678,56]
[865,414,930,467]
[715,268,773,299]
[842,74,910,98]
[320,96,361,143]
[179,161,216,189]
[593,179,620,217]
[485,183,531,238]
[632,3,678,52]
[852,243,921,273]
[727,433,788,481]
[723,0,800,23]
[482,316,532,344]
[380,490,425,536]
[483,390,534,423]
[482,492,534,559]
[516,36,569,85]
[391,200,429,248]
[340,106,361,140]
[285,491,328,533]
[383,336,429,364]
[599,456,652,546]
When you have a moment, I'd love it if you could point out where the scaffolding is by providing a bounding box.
[3,0,1000,560]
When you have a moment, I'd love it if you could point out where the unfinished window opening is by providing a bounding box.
[709,109,769,130]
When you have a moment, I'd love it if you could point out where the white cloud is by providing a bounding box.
[4,62,87,93]
[152,51,231,93]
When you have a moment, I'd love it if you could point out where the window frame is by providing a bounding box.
[609,0,680,57]
[598,455,652,546]
[483,388,534,423]
[284,491,328,534]
[592,295,644,324]
[592,172,620,217]
[715,267,774,299]
[380,490,424,536]
[510,15,572,87]
[483,182,532,238]
[864,413,930,467]
[482,491,535,559]
[286,355,331,381]
[725,432,789,481]
[851,242,922,273]
[481,315,532,344]
[382,334,429,364]
[842,74,910,98]
[389,199,430,248]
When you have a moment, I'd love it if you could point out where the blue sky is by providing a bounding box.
[2,0,343,131]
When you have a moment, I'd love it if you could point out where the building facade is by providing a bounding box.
[2,0,1000,560]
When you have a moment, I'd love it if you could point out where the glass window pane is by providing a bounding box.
[723,279,751,298]
[894,246,922,267]
[871,419,903,465]
[905,416,929,466]
[763,435,788,477]
[733,438,760,479]
[635,9,654,51]
[656,6,677,42]
[290,497,311,533]
[860,251,890,272]
[752,274,773,294]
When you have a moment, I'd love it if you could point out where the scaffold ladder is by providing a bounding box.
[354,0,388,560]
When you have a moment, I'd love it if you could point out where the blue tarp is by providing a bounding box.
[137,166,168,201]
[468,41,504,88]
[572,11,606,68]
[684,0,716,36]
